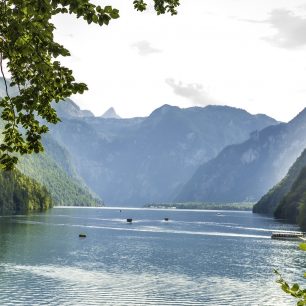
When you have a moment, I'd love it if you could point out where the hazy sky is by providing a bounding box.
[53,0,306,122]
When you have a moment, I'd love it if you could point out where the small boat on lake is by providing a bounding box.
[271,232,305,241]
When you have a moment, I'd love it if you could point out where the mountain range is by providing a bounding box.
[49,103,277,206]
[0,79,101,206]
[4,77,305,210]
[176,108,306,203]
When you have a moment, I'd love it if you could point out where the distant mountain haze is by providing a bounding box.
[0,78,281,206]
[52,99,94,119]
[176,108,306,204]
[49,103,278,206]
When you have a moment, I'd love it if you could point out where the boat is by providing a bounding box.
[271,232,305,241]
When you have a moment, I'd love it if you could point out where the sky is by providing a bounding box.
[53,0,306,122]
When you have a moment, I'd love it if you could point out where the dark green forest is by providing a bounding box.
[254,148,306,229]
[0,168,52,215]
[274,166,306,229]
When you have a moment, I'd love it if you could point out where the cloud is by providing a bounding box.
[165,78,217,105]
[299,3,306,10]
[264,9,306,49]
[131,40,162,56]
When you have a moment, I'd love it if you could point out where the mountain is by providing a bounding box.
[16,135,102,206]
[0,169,52,215]
[49,104,277,206]
[253,148,306,215]
[0,78,278,206]
[101,107,121,119]
[52,99,94,119]
[176,108,306,203]
[252,147,306,229]
[274,165,306,228]
[0,80,101,206]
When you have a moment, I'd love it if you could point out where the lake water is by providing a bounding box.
[0,207,305,305]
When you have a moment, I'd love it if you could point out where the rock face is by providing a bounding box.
[176,108,306,203]
[53,99,94,119]
[101,107,121,119]
[49,104,277,206]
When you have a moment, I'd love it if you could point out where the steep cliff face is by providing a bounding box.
[50,104,277,205]
[176,108,306,203]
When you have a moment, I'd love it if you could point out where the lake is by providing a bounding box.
[0,207,305,305]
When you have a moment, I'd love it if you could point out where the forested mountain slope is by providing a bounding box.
[0,79,101,206]
[273,166,306,229]
[253,148,306,215]
[0,169,52,214]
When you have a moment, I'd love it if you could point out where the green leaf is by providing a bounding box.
[299,243,306,251]
[292,284,300,292]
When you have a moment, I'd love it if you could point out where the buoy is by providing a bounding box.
[79,233,86,238]
[127,218,133,223]
[164,218,169,221]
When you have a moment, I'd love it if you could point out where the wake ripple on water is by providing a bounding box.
[15,219,271,240]
[0,263,294,306]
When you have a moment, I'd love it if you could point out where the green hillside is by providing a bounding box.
[17,151,101,206]
[253,148,306,214]
[0,169,52,215]
[0,78,102,207]
[252,148,306,229]
[274,166,306,229]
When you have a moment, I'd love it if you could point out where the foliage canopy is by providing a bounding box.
[0,0,180,170]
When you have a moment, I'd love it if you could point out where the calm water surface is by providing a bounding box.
[0,207,305,305]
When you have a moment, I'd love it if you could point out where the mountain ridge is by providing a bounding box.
[50,103,278,206]
[176,107,306,204]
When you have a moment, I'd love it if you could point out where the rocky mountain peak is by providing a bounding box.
[101,107,121,119]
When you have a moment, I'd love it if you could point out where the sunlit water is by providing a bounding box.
[0,207,305,305]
